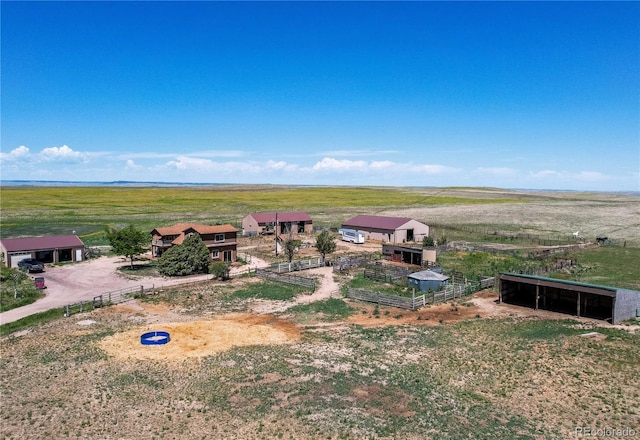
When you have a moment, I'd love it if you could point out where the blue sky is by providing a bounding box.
[1,1,639,191]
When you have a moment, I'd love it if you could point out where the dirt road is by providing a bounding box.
[0,255,268,325]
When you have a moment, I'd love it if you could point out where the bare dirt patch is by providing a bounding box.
[98,312,301,362]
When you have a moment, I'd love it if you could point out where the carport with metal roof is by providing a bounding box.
[499,273,640,324]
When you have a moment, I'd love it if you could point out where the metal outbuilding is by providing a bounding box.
[408,269,450,292]
[341,215,429,244]
[242,212,313,236]
[0,235,85,268]
[499,273,640,324]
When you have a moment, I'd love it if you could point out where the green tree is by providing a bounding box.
[315,230,337,264]
[283,238,302,263]
[422,236,435,247]
[157,233,210,276]
[210,262,231,280]
[106,225,149,269]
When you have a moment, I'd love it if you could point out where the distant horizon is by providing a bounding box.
[2,179,639,196]
[2,2,638,191]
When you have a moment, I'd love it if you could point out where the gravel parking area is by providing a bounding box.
[0,254,266,325]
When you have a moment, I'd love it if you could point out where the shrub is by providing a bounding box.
[157,234,210,276]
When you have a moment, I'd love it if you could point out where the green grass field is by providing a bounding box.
[0,185,534,244]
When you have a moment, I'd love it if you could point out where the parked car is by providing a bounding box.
[17,258,44,273]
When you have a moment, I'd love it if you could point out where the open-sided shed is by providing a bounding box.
[499,273,640,324]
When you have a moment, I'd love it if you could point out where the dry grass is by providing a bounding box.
[1,284,638,440]
[1,186,639,439]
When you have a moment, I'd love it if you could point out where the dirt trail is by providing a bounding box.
[295,266,340,304]
[249,265,341,314]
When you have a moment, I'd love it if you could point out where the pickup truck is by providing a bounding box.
[17,258,45,273]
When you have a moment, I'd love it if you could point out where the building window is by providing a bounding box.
[212,250,219,259]
[215,234,224,242]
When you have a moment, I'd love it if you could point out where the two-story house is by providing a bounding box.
[151,223,238,262]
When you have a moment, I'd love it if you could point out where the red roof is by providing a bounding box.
[342,215,413,231]
[249,212,312,223]
[151,223,238,245]
[0,235,85,252]
[152,223,238,237]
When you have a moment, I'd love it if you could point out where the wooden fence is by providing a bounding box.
[255,268,316,291]
[268,257,324,274]
[346,288,417,310]
[332,253,380,273]
[64,285,154,317]
[345,276,495,311]
[363,267,410,285]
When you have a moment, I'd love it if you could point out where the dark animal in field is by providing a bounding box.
[596,237,609,245]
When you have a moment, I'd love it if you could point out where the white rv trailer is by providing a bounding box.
[339,228,365,244]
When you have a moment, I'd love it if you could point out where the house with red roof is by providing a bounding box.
[341,215,429,244]
[242,212,313,236]
[0,235,85,268]
[150,223,238,262]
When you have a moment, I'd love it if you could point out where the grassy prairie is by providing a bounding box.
[0,185,536,243]
[1,185,639,439]
[2,185,637,245]
[0,283,637,440]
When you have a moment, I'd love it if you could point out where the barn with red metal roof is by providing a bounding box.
[242,212,313,236]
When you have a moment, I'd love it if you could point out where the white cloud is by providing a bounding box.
[528,169,607,182]
[264,160,299,172]
[0,145,31,161]
[125,159,141,170]
[41,145,88,162]
[575,171,605,181]
[165,156,213,170]
[309,157,458,176]
[369,160,396,169]
[311,157,368,171]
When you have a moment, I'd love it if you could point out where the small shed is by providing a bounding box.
[408,269,450,292]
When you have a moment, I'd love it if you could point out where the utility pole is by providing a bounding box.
[275,212,279,256]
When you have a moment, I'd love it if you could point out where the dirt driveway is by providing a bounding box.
[0,255,268,325]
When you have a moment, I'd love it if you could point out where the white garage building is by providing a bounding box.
[341,215,429,244]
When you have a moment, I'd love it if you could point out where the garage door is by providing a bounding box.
[10,253,31,268]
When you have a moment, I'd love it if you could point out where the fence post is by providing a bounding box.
[65,305,69,317]
[80,301,83,313]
